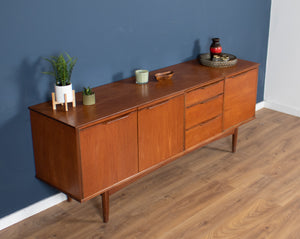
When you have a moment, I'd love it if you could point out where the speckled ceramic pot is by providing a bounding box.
[83,93,95,105]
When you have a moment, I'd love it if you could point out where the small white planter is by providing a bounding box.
[55,84,73,103]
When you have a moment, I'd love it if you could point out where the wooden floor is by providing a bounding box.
[2,108,300,239]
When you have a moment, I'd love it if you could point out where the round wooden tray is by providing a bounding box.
[198,53,238,68]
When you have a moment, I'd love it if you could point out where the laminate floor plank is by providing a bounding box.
[243,196,300,239]
[1,109,300,239]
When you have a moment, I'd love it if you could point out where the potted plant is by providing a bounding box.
[43,52,77,103]
[82,87,95,105]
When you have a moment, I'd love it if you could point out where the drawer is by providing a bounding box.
[185,94,223,130]
[185,115,222,149]
[185,80,224,107]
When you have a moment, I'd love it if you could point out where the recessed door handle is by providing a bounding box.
[147,99,170,110]
[104,112,134,125]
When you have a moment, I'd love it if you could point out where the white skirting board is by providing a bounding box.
[255,101,300,118]
[255,101,265,111]
[0,100,284,231]
[0,193,67,231]
[264,101,300,118]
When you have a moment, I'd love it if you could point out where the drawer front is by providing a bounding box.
[185,94,223,130]
[185,80,224,107]
[185,115,222,149]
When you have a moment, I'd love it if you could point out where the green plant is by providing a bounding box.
[43,52,77,86]
[82,87,94,95]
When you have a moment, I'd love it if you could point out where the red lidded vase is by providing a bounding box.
[210,38,222,60]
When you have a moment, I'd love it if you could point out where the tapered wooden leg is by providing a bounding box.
[232,128,238,153]
[64,94,68,111]
[67,195,72,202]
[72,90,76,107]
[102,191,109,223]
[52,92,56,110]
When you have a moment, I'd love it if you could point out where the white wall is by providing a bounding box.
[265,0,300,117]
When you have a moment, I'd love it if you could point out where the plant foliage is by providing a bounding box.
[43,52,77,86]
[82,87,94,95]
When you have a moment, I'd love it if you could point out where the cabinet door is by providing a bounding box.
[224,68,258,129]
[79,111,138,198]
[138,95,184,171]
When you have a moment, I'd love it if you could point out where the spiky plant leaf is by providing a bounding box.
[42,52,77,86]
[82,87,94,95]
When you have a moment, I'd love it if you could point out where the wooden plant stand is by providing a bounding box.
[52,90,76,111]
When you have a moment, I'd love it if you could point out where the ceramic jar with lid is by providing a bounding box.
[210,38,222,61]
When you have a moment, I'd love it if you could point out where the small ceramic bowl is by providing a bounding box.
[155,71,174,81]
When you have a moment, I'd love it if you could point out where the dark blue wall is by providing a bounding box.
[0,0,271,218]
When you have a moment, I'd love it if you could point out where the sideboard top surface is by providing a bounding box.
[29,59,259,128]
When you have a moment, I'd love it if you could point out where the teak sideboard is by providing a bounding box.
[29,59,259,222]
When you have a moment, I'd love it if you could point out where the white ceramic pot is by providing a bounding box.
[55,84,73,103]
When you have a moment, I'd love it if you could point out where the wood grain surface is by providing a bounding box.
[185,114,223,149]
[138,95,184,171]
[3,109,300,238]
[79,111,138,198]
[185,80,224,107]
[29,59,258,128]
[224,68,258,130]
[30,111,82,199]
[185,94,223,130]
